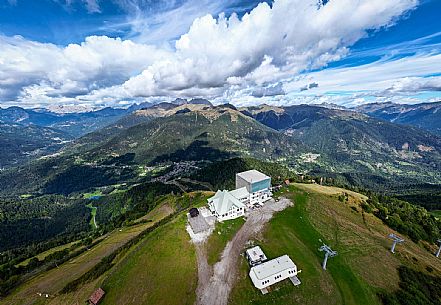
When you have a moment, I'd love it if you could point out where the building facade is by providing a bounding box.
[207,190,245,221]
[236,170,272,206]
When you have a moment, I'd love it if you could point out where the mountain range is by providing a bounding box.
[0,99,214,170]
[354,101,441,136]
[0,101,440,197]
[1,99,441,305]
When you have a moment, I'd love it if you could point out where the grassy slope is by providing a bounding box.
[72,192,210,305]
[2,203,174,305]
[16,241,80,267]
[206,217,245,265]
[86,203,98,229]
[99,213,197,305]
[293,183,368,200]
[82,190,103,199]
[55,192,210,305]
[229,184,441,305]
[6,186,441,305]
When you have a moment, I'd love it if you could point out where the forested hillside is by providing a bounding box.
[0,123,72,168]
[242,105,441,192]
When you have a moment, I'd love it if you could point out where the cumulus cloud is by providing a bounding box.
[93,0,418,102]
[383,76,441,94]
[0,35,170,103]
[0,0,421,107]
[251,82,285,97]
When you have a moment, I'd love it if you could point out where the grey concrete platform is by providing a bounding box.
[188,213,210,234]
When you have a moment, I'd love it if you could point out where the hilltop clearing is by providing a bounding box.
[229,183,441,305]
[196,198,293,305]
[1,184,440,305]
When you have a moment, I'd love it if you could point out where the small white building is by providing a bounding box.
[245,246,267,266]
[236,170,272,206]
[249,255,298,291]
[207,190,245,221]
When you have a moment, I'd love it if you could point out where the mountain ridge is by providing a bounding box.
[354,101,441,136]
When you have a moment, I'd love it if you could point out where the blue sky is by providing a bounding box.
[0,0,269,44]
[0,0,440,109]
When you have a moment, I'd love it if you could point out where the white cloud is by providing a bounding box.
[383,76,441,94]
[120,0,236,44]
[0,0,425,108]
[99,0,419,101]
[285,53,441,96]
[0,35,170,102]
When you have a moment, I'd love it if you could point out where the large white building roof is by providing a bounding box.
[250,255,296,280]
[237,170,270,183]
[208,190,245,215]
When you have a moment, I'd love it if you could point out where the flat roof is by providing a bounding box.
[250,255,296,280]
[246,246,267,262]
[236,170,270,183]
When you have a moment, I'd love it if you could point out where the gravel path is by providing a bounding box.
[196,198,293,305]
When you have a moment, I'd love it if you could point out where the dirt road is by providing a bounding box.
[196,198,293,305]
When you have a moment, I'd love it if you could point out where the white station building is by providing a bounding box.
[249,255,299,291]
[207,190,245,221]
[207,169,272,221]
[236,170,272,206]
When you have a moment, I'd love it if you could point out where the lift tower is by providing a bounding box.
[388,233,404,253]
[435,239,441,258]
[318,244,337,270]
